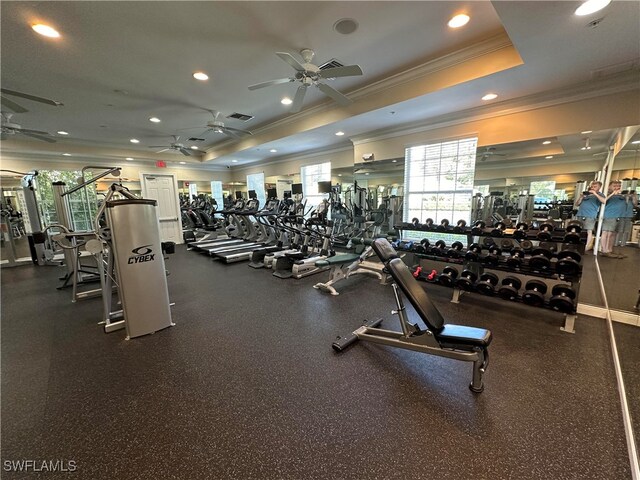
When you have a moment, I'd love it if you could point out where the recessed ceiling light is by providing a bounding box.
[632,140,640,144]
[575,0,611,16]
[448,14,470,28]
[149,117,161,123]
[57,130,69,135]
[231,159,238,163]
[193,71,209,81]
[335,131,345,136]
[545,155,554,159]
[31,24,60,38]
[581,130,593,134]
[338,174,342,177]
[392,160,398,163]
[126,157,134,161]
[189,145,198,150]
[130,138,140,144]
[270,149,277,153]
[365,172,370,176]
[482,93,498,101]
[281,97,293,105]
[333,18,358,35]
[179,161,186,165]
[62,153,71,156]
[542,140,552,145]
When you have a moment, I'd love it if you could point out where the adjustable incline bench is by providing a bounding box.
[313,238,391,295]
[332,238,492,392]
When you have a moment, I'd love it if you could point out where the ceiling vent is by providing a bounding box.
[188,137,205,142]
[319,58,344,70]
[227,112,254,122]
[591,59,639,79]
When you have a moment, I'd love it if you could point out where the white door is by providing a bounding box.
[141,173,182,243]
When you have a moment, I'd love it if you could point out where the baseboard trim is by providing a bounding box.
[577,303,639,325]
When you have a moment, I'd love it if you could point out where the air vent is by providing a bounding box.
[227,112,254,122]
[319,59,344,70]
[591,59,639,79]
[188,137,206,142]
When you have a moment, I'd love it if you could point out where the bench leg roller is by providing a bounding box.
[469,348,489,393]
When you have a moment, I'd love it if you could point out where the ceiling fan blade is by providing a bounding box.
[14,127,50,135]
[290,84,308,113]
[318,65,363,79]
[222,129,241,139]
[177,125,207,130]
[223,126,252,136]
[148,145,168,148]
[276,52,306,72]
[21,132,56,143]
[317,82,352,106]
[1,88,63,106]
[248,78,293,90]
[155,148,170,153]
[179,148,192,156]
[1,96,28,113]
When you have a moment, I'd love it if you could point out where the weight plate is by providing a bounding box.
[522,290,545,307]
[501,239,513,249]
[524,279,548,294]
[498,285,518,301]
[551,284,576,299]
[549,295,575,313]
[483,237,495,247]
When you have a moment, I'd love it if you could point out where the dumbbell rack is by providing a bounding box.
[396,224,587,333]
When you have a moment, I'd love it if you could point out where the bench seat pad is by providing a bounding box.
[437,324,492,349]
[315,253,361,267]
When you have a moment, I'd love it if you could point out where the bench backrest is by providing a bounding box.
[372,238,399,261]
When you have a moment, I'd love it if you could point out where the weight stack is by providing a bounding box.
[106,199,173,339]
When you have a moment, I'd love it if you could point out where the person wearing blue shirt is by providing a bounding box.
[616,188,638,247]
[574,180,605,251]
[600,180,626,258]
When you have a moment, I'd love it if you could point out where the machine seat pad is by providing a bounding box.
[285,252,306,260]
[436,324,492,349]
[372,238,399,262]
[315,253,361,267]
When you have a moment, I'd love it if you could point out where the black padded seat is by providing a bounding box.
[437,324,492,349]
[372,238,399,262]
[315,253,361,267]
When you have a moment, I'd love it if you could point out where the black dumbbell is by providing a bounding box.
[476,272,499,295]
[471,220,486,235]
[412,241,426,254]
[437,266,459,287]
[455,269,478,291]
[482,236,495,248]
[447,241,464,258]
[453,219,467,233]
[556,250,582,276]
[498,276,522,301]
[431,239,447,255]
[500,238,514,250]
[529,248,553,271]
[465,243,482,261]
[411,217,421,228]
[436,219,450,231]
[549,284,577,313]
[564,220,583,244]
[522,280,548,307]
[537,222,555,241]
[506,248,525,269]
[490,221,507,237]
[520,240,533,253]
[422,218,434,230]
[484,246,502,266]
[513,222,529,240]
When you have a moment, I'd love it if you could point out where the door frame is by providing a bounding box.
[139,172,184,244]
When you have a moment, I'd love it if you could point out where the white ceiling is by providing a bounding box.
[1,1,639,169]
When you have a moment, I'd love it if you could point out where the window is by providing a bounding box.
[210,181,224,212]
[474,184,490,197]
[403,137,478,224]
[530,180,556,202]
[300,162,331,209]
[246,172,266,208]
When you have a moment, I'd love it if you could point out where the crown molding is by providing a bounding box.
[231,145,353,173]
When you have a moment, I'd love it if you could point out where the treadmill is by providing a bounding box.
[188,194,247,252]
[206,192,263,257]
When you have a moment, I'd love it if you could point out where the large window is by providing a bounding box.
[530,180,556,202]
[210,181,224,212]
[403,137,478,224]
[246,173,266,208]
[300,162,331,209]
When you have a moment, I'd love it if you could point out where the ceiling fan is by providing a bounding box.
[1,113,56,143]
[184,110,252,139]
[148,135,192,156]
[478,147,506,162]
[1,88,63,114]
[248,49,363,113]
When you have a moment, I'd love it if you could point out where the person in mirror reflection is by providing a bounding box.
[600,180,627,258]
[616,188,638,247]
[574,180,605,251]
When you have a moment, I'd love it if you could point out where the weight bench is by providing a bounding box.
[314,238,390,295]
[332,238,492,392]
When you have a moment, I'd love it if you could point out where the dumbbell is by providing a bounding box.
[513,222,529,240]
[476,272,499,295]
[529,248,553,272]
[465,243,482,261]
[411,217,421,228]
[549,284,577,313]
[482,237,495,248]
[564,220,583,244]
[412,266,423,278]
[522,280,548,307]
[455,269,478,291]
[520,240,533,253]
[447,241,465,258]
[490,221,507,237]
[437,266,459,287]
[453,219,467,233]
[397,240,414,251]
[484,246,502,266]
[498,276,522,301]
[500,238,514,251]
[556,250,582,276]
[537,222,555,241]
[431,239,447,256]
[471,220,486,235]
[427,269,438,281]
[506,248,525,269]
[411,240,427,254]
[436,219,450,231]
[423,218,435,230]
